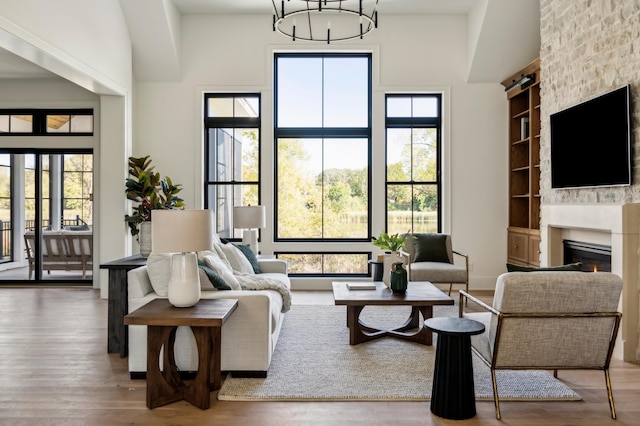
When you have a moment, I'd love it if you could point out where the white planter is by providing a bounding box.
[138,221,152,258]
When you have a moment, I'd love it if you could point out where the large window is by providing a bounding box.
[274,53,371,242]
[204,94,260,239]
[385,94,442,234]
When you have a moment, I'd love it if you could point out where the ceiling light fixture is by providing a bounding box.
[272,0,380,44]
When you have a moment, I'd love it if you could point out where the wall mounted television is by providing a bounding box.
[550,84,632,189]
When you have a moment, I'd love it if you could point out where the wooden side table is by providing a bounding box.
[100,254,147,357]
[425,317,485,420]
[124,298,238,409]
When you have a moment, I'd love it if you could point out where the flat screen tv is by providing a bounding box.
[550,85,632,189]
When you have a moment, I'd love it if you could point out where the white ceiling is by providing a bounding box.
[172,0,478,15]
[0,0,540,85]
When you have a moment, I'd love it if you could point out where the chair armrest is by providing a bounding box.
[399,249,411,280]
[459,289,499,318]
[452,250,468,260]
[257,258,288,274]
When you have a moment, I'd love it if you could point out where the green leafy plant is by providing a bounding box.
[371,230,412,252]
[124,155,186,237]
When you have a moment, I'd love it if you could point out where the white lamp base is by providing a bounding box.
[168,252,201,308]
[242,229,259,255]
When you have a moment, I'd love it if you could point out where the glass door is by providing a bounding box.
[0,150,93,284]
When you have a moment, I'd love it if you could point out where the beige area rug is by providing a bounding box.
[217,304,582,402]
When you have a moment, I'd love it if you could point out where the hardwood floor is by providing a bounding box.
[1,287,639,425]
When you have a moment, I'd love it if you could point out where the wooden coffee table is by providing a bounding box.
[124,298,238,409]
[332,281,454,345]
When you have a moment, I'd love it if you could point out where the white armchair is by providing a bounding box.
[460,271,622,419]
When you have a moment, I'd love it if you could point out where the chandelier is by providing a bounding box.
[272,0,380,44]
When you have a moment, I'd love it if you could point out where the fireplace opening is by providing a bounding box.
[563,240,612,272]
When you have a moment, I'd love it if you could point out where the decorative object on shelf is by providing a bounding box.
[504,73,536,92]
[390,262,408,294]
[151,209,213,307]
[272,0,380,44]
[124,155,185,257]
[234,205,266,255]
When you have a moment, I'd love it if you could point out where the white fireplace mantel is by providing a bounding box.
[541,203,640,361]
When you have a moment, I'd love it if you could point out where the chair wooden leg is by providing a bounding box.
[605,368,617,419]
[553,369,558,378]
[448,283,453,295]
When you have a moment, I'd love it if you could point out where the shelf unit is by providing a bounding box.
[502,58,541,266]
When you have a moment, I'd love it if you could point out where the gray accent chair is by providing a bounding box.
[401,233,469,296]
[460,271,622,420]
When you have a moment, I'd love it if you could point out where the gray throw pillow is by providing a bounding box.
[413,233,450,263]
[506,262,583,272]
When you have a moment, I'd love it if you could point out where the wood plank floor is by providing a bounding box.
[0,287,639,425]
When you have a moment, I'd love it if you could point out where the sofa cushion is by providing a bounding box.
[413,233,450,263]
[506,262,583,272]
[234,244,262,273]
[217,243,255,274]
[202,253,241,290]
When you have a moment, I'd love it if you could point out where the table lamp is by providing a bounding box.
[152,209,213,307]
[233,205,266,254]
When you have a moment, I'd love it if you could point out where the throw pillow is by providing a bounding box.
[413,233,450,263]
[217,243,255,274]
[202,253,241,290]
[234,244,262,274]
[197,259,231,290]
[506,262,583,272]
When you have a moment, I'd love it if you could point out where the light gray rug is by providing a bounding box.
[218,304,581,402]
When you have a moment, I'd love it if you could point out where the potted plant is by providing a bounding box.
[372,230,410,253]
[124,156,185,255]
[372,230,413,287]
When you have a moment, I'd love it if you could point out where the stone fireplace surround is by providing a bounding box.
[541,203,640,362]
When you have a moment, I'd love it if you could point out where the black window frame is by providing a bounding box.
[0,109,94,136]
[384,93,443,233]
[273,52,373,243]
[203,93,262,241]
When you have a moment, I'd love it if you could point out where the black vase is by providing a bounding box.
[390,262,408,294]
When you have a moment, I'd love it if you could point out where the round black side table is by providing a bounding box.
[367,260,384,281]
[424,317,485,420]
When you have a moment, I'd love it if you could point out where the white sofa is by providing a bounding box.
[127,252,290,378]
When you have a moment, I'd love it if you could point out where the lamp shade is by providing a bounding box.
[151,209,213,253]
[233,205,266,229]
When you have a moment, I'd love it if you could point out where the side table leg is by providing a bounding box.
[430,334,477,420]
[146,326,183,409]
[185,326,214,409]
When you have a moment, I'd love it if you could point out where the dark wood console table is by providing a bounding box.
[100,254,147,357]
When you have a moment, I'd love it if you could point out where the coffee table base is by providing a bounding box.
[346,305,434,345]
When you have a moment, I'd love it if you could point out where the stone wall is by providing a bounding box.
[539,0,640,205]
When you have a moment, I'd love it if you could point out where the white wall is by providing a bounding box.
[0,0,134,294]
[134,14,508,290]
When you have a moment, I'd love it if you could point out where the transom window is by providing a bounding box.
[0,109,93,135]
[385,94,442,234]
